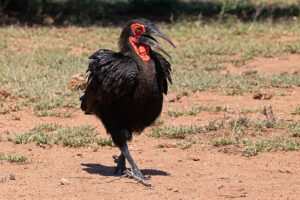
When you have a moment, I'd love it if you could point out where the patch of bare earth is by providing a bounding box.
[1,55,300,199]
[224,54,300,75]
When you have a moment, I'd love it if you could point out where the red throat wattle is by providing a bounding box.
[129,36,150,62]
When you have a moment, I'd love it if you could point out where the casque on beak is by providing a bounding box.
[138,24,176,59]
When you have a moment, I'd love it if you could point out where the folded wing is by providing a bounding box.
[80,49,139,113]
[151,51,172,94]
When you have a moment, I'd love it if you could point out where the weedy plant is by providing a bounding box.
[0,153,28,163]
[211,137,300,157]
[166,106,226,117]
[291,107,300,115]
[8,131,54,145]
[242,137,300,157]
[151,119,164,126]
[149,126,204,139]
[55,126,100,147]
[156,138,201,150]
[212,138,237,147]
[7,124,114,148]
[34,110,73,118]
[289,121,300,137]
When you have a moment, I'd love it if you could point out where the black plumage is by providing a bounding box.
[80,18,175,179]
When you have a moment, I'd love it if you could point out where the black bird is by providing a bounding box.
[80,18,175,179]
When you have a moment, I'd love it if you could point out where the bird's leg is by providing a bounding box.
[119,143,144,179]
[113,153,126,175]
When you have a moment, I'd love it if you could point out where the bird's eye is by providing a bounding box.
[136,27,142,33]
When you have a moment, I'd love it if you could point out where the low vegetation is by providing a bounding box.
[242,137,300,157]
[291,107,300,115]
[289,121,300,137]
[156,137,201,149]
[149,126,203,139]
[151,117,299,153]
[211,137,300,157]
[6,124,114,147]
[0,153,28,163]
[212,138,237,147]
[166,106,226,117]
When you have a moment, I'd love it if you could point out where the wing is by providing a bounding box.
[81,49,139,112]
[151,51,172,94]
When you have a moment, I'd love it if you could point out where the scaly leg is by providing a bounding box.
[114,153,126,175]
[119,143,144,179]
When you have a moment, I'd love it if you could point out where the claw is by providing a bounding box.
[144,175,151,180]
[113,154,126,175]
[124,169,153,188]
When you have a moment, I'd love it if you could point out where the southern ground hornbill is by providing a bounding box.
[80,18,175,180]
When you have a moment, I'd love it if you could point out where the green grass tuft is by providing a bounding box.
[96,138,114,147]
[55,126,98,147]
[166,106,226,117]
[242,137,300,157]
[34,110,73,118]
[212,138,236,147]
[289,121,300,137]
[156,137,201,149]
[291,107,300,115]
[8,131,54,145]
[211,137,300,156]
[30,123,61,132]
[0,153,28,163]
[150,126,203,139]
[151,119,164,126]
[175,137,200,149]
[6,124,114,148]
[203,64,227,72]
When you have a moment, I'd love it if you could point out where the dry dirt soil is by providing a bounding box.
[1,55,300,200]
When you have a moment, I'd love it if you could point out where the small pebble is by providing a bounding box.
[174,188,179,192]
[10,174,15,180]
[192,157,200,161]
[60,178,70,185]
[167,186,173,190]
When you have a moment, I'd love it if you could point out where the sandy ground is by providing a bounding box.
[1,55,300,200]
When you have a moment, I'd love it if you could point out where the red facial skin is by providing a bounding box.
[129,23,150,62]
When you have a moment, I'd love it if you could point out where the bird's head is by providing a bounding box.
[119,18,175,62]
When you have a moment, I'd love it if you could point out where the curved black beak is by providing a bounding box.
[138,23,175,58]
[138,35,172,58]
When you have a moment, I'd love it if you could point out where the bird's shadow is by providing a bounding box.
[81,163,170,177]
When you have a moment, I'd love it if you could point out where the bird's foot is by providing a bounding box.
[124,169,152,188]
[107,169,152,188]
[132,167,151,180]
[113,154,126,175]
